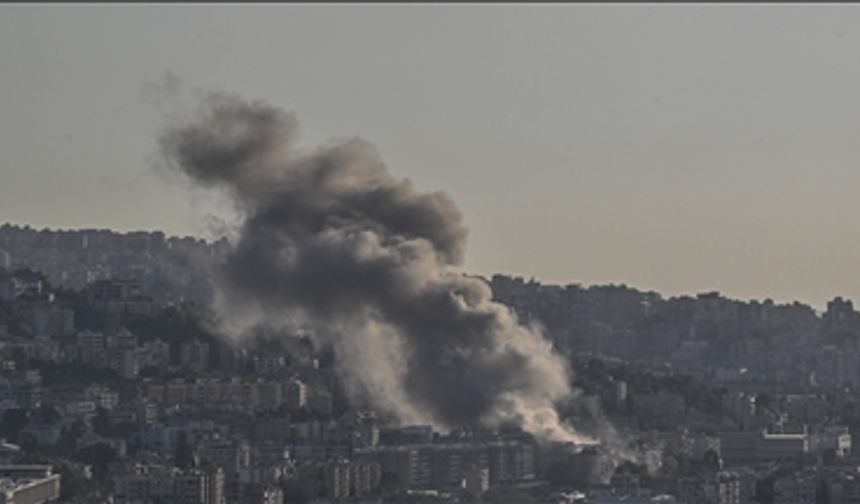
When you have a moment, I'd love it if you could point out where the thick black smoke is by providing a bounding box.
[159,93,592,443]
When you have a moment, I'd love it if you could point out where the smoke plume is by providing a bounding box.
[159,92,593,444]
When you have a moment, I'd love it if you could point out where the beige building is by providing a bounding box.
[0,465,61,504]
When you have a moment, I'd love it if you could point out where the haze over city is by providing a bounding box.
[8,4,860,504]
[4,5,860,310]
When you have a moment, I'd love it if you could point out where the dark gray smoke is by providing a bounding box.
[159,93,593,443]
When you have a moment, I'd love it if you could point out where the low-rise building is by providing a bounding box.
[0,465,60,504]
[113,464,225,504]
[720,431,809,465]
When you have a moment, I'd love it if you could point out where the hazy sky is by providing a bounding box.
[2,4,860,309]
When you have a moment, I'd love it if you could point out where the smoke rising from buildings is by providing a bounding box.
[158,92,593,444]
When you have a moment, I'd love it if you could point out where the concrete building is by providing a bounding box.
[307,388,333,416]
[110,327,137,350]
[109,348,138,380]
[258,486,284,504]
[322,459,381,500]
[323,461,351,500]
[0,278,14,302]
[91,279,156,325]
[284,379,306,411]
[232,484,283,504]
[0,465,60,504]
[811,426,852,458]
[181,341,210,373]
[824,470,860,503]
[0,250,10,271]
[785,395,829,424]
[76,330,106,366]
[357,440,535,489]
[720,431,809,465]
[773,471,817,504]
[380,425,434,446]
[254,381,283,412]
[463,465,489,497]
[254,356,286,376]
[76,330,105,353]
[198,438,251,474]
[756,433,809,461]
[722,393,756,430]
[591,497,677,504]
[24,305,74,338]
[113,464,225,504]
[91,279,142,301]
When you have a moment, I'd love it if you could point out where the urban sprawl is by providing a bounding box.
[1,223,860,504]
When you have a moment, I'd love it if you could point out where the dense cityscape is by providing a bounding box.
[8,3,860,504]
[1,223,860,503]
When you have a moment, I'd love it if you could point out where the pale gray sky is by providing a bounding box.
[2,4,860,308]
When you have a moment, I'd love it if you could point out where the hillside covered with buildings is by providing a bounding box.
[3,223,860,503]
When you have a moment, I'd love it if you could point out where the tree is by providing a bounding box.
[0,409,29,441]
[379,471,405,494]
[92,407,110,436]
[56,462,82,501]
[703,449,722,471]
[615,460,647,476]
[59,420,85,453]
[75,443,117,481]
[756,393,773,411]
[36,404,61,424]
[660,454,680,475]
[755,476,775,504]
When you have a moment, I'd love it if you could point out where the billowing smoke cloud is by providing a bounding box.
[159,92,593,444]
